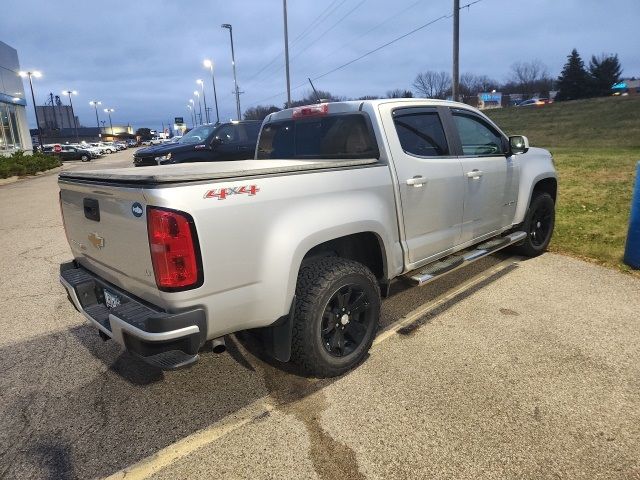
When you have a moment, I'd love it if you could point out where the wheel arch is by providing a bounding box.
[302,231,387,281]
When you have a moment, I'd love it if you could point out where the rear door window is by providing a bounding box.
[257,114,378,159]
[392,110,449,157]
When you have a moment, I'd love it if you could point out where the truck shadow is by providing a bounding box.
[0,253,517,480]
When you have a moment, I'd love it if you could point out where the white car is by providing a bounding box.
[88,143,112,155]
[75,144,103,157]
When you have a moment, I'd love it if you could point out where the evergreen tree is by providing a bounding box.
[556,49,591,101]
[589,54,623,97]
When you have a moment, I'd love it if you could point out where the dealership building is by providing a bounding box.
[0,41,32,155]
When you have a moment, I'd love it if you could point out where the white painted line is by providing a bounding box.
[373,257,519,346]
[104,401,276,480]
[104,257,519,479]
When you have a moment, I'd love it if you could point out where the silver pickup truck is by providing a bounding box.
[59,99,557,377]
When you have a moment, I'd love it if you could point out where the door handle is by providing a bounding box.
[406,176,426,187]
[466,169,483,179]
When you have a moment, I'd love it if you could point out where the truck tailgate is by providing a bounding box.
[59,179,161,306]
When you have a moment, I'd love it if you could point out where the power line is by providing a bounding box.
[246,0,357,90]
[245,0,484,108]
[289,0,367,62]
[244,0,344,86]
[314,15,449,81]
[314,0,423,67]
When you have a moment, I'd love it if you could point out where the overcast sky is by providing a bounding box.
[3,0,639,130]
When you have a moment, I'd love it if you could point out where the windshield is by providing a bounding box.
[179,125,217,144]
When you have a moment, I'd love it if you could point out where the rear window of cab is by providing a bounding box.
[257,113,379,160]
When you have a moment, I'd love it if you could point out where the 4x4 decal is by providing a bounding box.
[204,185,260,200]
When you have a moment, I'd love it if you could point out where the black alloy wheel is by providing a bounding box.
[321,284,373,357]
[513,191,555,257]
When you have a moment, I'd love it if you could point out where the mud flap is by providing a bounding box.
[254,296,296,362]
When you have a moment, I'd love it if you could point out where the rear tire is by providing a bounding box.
[81,155,89,162]
[514,191,555,257]
[291,257,381,378]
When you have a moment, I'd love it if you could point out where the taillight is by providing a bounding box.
[147,207,203,291]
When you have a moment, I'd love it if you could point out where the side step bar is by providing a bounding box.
[407,231,526,286]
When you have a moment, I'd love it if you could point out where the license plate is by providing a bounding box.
[104,289,121,309]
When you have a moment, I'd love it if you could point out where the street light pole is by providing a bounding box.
[18,70,43,148]
[197,79,209,123]
[89,100,101,137]
[187,105,195,128]
[63,90,79,143]
[203,59,220,124]
[104,108,114,136]
[222,23,241,120]
[193,91,202,125]
[283,0,291,108]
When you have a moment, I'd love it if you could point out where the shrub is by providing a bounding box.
[0,150,61,179]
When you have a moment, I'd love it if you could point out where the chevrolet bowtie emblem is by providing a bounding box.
[88,233,105,249]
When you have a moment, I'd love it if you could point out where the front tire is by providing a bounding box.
[291,257,381,378]
[81,155,89,162]
[514,191,555,257]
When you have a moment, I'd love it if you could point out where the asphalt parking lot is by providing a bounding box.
[0,150,639,480]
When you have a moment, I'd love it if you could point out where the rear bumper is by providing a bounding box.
[60,261,206,369]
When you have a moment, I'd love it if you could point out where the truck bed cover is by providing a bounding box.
[59,158,379,185]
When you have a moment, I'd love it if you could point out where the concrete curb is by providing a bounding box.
[0,166,62,187]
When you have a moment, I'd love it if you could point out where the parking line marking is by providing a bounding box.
[104,256,519,479]
[104,401,276,480]
[373,257,519,346]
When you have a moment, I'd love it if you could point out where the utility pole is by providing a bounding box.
[452,0,460,102]
[283,0,291,108]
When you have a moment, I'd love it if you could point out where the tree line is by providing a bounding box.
[244,48,624,120]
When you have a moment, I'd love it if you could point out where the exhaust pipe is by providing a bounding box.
[211,337,226,354]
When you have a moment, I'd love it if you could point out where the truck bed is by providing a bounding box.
[58,158,379,185]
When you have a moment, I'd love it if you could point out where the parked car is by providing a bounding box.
[45,144,92,162]
[99,142,118,154]
[126,139,139,147]
[517,98,551,107]
[114,142,127,150]
[133,121,261,166]
[58,99,557,375]
[74,144,103,158]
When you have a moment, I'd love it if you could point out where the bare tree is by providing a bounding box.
[509,60,552,97]
[459,73,499,97]
[289,90,342,107]
[413,71,451,99]
[244,105,280,121]
[386,89,413,98]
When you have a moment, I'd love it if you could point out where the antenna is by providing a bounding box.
[308,78,321,103]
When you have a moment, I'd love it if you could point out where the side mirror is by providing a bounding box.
[509,135,529,155]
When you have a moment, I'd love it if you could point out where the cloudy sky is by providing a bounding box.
[3,0,638,130]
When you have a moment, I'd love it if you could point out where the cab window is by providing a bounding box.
[393,110,449,157]
[452,112,505,156]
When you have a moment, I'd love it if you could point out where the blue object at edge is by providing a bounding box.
[623,161,640,269]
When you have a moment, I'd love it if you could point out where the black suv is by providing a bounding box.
[133,121,261,167]
[43,145,93,162]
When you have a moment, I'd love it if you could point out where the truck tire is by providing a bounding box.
[514,191,555,257]
[291,257,381,377]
